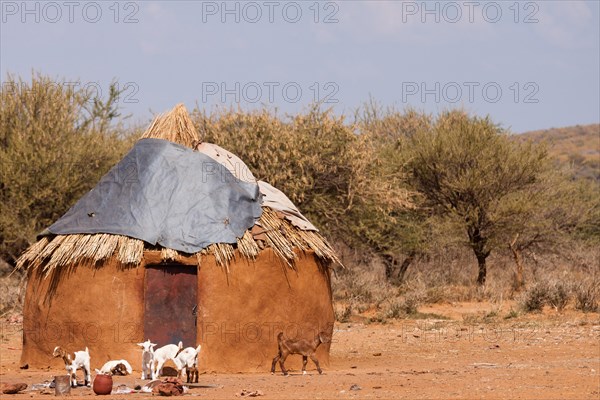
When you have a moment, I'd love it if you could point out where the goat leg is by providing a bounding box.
[270,353,281,374]
[84,367,91,387]
[153,360,164,380]
[302,356,308,375]
[279,354,289,376]
[310,354,322,374]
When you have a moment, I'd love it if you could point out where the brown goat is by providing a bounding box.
[110,363,129,376]
[271,331,330,375]
[52,346,72,366]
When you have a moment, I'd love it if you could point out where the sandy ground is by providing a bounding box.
[1,302,599,399]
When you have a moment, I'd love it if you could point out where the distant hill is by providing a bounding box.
[518,124,600,181]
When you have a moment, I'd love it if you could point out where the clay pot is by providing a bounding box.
[92,374,113,395]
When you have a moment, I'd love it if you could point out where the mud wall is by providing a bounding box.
[21,248,335,374]
[197,248,334,373]
[20,259,145,370]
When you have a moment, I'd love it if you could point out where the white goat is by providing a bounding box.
[152,341,183,380]
[173,345,201,381]
[53,346,91,387]
[137,340,156,380]
[97,359,133,375]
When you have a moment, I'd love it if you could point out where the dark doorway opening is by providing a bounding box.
[144,264,197,348]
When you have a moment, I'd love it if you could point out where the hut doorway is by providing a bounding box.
[144,264,198,348]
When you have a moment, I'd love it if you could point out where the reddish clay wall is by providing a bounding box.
[197,248,334,373]
[20,248,334,374]
[20,259,145,370]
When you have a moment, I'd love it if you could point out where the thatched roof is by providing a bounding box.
[17,104,340,276]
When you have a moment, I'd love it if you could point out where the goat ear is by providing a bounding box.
[151,343,157,347]
[136,342,144,347]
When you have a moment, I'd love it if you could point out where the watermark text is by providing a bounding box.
[401,81,540,104]
[1,1,140,24]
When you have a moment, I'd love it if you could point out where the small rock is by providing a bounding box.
[372,352,382,356]
[350,384,362,391]
[2,383,28,394]
[237,389,264,397]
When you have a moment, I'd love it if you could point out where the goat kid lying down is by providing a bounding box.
[173,345,201,381]
[53,346,91,387]
[96,359,133,376]
[271,331,330,376]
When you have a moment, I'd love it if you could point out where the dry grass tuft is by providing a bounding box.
[160,248,180,262]
[142,103,200,148]
[574,279,599,312]
[519,282,549,313]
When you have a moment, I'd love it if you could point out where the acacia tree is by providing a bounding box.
[352,104,433,284]
[407,111,548,285]
[496,170,600,290]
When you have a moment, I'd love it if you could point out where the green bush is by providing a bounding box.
[0,73,137,264]
[521,282,549,312]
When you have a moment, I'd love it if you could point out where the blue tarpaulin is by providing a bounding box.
[48,138,263,253]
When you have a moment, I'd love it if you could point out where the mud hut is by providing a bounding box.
[17,105,339,373]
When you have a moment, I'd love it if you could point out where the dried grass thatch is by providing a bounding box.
[16,206,340,276]
[16,104,341,277]
[141,103,199,149]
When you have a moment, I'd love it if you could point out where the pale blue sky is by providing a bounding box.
[1,0,599,133]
